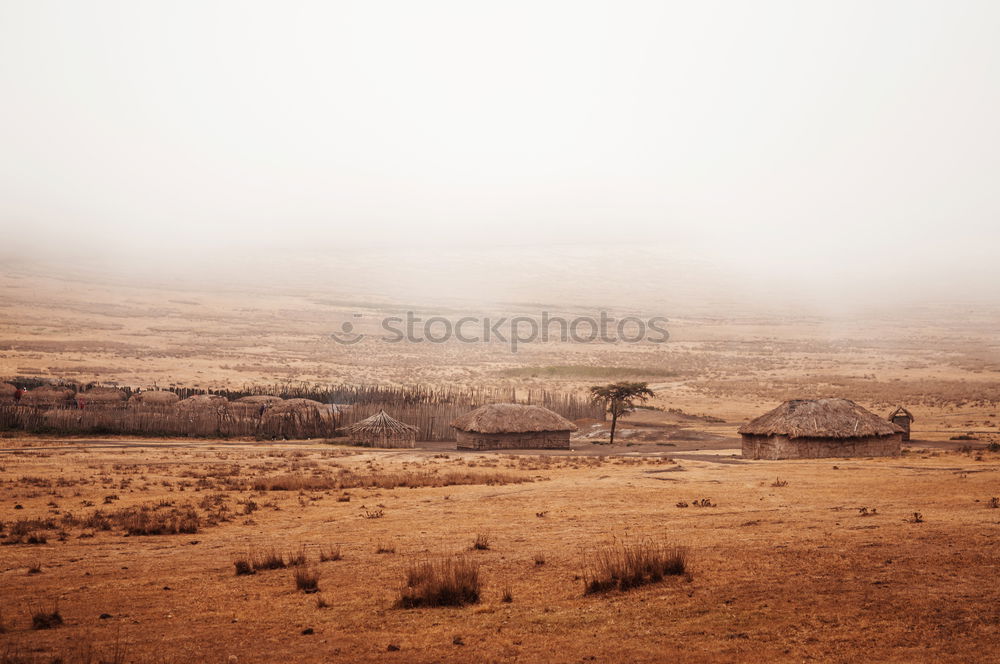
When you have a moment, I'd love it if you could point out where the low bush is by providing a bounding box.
[583,540,687,595]
[396,557,481,608]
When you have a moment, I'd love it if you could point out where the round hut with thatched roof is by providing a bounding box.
[739,398,903,460]
[450,403,577,450]
[20,385,75,408]
[77,386,127,409]
[346,410,418,448]
[128,390,181,409]
[261,398,339,438]
[230,394,284,417]
[175,394,230,413]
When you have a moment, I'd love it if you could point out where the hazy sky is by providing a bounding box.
[1,1,998,306]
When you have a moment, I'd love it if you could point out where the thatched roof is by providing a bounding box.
[236,395,284,405]
[267,398,332,414]
[129,391,180,406]
[20,386,75,406]
[738,399,902,439]
[451,403,578,434]
[79,387,127,404]
[346,410,418,436]
[888,406,915,422]
[176,394,229,411]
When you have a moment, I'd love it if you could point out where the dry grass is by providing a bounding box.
[319,545,342,562]
[293,567,320,593]
[583,540,688,595]
[30,608,63,630]
[250,469,530,492]
[396,557,482,609]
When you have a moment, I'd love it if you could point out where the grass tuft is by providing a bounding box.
[396,557,481,608]
[583,540,687,595]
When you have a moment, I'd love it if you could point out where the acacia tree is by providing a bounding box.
[589,381,655,445]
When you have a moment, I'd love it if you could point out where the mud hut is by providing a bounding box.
[231,395,284,417]
[887,406,915,442]
[450,403,577,450]
[0,382,17,404]
[77,387,127,409]
[20,386,75,408]
[175,394,230,413]
[128,390,181,408]
[261,398,339,439]
[739,398,902,460]
[345,410,418,448]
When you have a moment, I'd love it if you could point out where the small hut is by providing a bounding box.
[0,382,17,404]
[231,395,284,417]
[77,387,127,409]
[175,394,230,413]
[261,398,339,438]
[739,398,902,460]
[20,386,75,408]
[887,406,914,442]
[128,390,181,408]
[345,410,418,448]
[450,403,577,450]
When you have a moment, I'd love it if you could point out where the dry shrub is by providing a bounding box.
[583,540,687,595]
[294,567,320,593]
[472,533,490,550]
[287,546,308,566]
[31,608,63,630]
[251,548,287,571]
[233,556,255,576]
[396,557,481,608]
[119,505,200,535]
[251,469,529,492]
[319,545,342,562]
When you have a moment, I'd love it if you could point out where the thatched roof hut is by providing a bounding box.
[0,382,17,404]
[887,406,915,442]
[78,387,127,409]
[739,399,902,460]
[175,394,230,413]
[261,398,339,439]
[20,386,75,408]
[230,395,284,417]
[450,403,577,450]
[236,395,284,405]
[345,410,418,448]
[129,391,181,408]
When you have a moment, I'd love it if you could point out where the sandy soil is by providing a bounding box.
[2,439,1000,663]
[3,266,1000,662]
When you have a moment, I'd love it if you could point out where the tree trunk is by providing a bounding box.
[609,410,618,445]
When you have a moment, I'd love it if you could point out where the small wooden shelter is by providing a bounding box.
[887,406,914,442]
[739,398,903,460]
[450,403,577,450]
[345,410,418,448]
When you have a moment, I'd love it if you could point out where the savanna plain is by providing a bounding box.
[2,266,1000,663]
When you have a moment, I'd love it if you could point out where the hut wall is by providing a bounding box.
[354,431,416,449]
[455,430,571,450]
[890,416,911,442]
[741,433,901,460]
